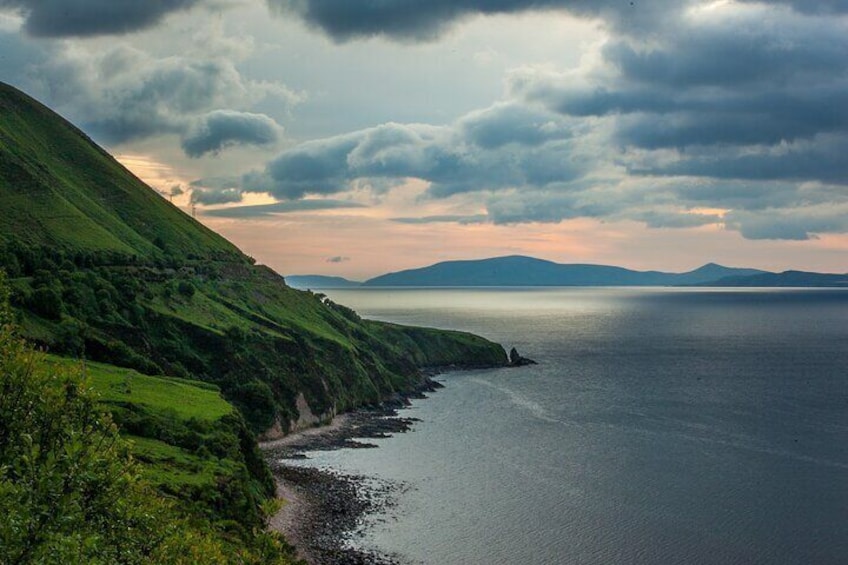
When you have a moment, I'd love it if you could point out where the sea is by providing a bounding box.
[292,288,848,565]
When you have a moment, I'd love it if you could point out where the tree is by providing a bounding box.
[0,274,163,563]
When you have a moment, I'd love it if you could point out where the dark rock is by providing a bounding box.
[509,347,537,367]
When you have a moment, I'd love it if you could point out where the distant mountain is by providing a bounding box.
[285,275,362,289]
[707,271,848,287]
[671,262,767,285]
[363,255,770,287]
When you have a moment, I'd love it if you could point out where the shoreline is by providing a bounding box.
[260,378,445,564]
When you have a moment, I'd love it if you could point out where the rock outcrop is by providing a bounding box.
[509,347,537,367]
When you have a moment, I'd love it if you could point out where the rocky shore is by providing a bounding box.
[262,377,445,564]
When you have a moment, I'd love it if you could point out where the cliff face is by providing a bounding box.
[0,81,507,435]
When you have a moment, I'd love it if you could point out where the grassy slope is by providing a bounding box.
[47,356,274,526]
[0,82,239,259]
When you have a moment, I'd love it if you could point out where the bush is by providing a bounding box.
[30,286,63,320]
[177,280,196,298]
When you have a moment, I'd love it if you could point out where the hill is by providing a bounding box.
[0,80,506,561]
[707,270,848,287]
[285,274,362,289]
[0,82,240,260]
[0,80,505,432]
[364,255,768,287]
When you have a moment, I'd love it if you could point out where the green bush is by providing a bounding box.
[177,280,196,298]
[29,286,63,320]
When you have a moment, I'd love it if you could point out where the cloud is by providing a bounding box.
[191,187,243,205]
[190,176,241,190]
[737,0,848,15]
[724,206,848,240]
[0,0,201,37]
[181,110,283,157]
[238,1,848,241]
[268,0,690,42]
[635,135,848,185]
[201,199,367,218]
[391,214,488,225]
[459,103,573,149]
[516,5,848,151]
[0,28,295,156]
[325,256,349,263]
[6,0,848,243]
[242,105,587,200]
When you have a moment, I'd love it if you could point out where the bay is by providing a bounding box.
[292,288,848,565]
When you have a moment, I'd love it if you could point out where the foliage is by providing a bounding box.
[0,274,299,564]
[0,276,155,563]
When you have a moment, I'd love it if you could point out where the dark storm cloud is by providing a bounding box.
[602,19,848,89]
[0,30,293,156]
[518,7,848,150]
[639,136,848,185]
[246,1,848,241]
[269,0,689,41]
[201,199,367,218]
[181,110,282,158]
[0,0,200,37]
[724,208,848,241]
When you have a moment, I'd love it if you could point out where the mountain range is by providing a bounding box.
[287,256,847,288]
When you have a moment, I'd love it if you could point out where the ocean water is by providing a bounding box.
[295,288,848,565]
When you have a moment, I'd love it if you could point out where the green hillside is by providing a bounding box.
[0,80,506,562]
[0,82,240,259]
[0,79,506,435]
[46,356,274,530]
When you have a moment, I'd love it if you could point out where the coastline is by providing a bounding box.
[260,379,444,565]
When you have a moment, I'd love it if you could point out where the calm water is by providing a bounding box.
[295,288,848,564]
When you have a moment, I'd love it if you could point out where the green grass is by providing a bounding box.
[125,435,239,489]
[43,354,274,534]
[0,81,242,259]
[47,355,232,422]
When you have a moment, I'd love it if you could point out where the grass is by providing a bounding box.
[0,81,241,259]
[43,354,273,532]
[47,355,232,422]
[125,435,240,489]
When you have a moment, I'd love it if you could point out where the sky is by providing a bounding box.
[1,0,847,279]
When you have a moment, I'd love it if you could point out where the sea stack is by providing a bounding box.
[509,347,537,367]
